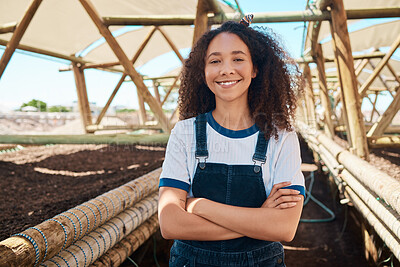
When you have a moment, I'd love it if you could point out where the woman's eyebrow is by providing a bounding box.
[207,52,221,59]
[232,50,246,55]
[207,50,246,59]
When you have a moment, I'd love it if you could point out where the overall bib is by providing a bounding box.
[169,113,285,267]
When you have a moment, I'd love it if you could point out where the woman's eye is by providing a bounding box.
[210,60,220,64]
[234,58,244,62]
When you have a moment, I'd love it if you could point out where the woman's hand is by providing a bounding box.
[262,182,302,209]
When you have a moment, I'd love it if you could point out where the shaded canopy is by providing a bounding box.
[321,20,400,57]
[0,0,234,67]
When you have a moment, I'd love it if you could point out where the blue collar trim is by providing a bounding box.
[206,111,258,139]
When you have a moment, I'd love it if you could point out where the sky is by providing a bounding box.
[0,0,398,113]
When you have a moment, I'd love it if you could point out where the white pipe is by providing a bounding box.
[345,186,400,260]
[296,121,400,261]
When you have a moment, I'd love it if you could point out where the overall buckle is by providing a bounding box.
[196,156,208,170]
[252,158,266,173]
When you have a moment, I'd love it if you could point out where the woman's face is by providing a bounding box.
[204,32,256,105]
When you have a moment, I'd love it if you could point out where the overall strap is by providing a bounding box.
[252,131,269,173]
[195,113,208,169]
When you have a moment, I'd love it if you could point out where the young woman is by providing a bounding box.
[158,16,305,266]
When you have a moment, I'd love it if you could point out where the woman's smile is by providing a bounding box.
[216,79,242,88]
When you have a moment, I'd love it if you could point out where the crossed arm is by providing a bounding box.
[158,182,303,242]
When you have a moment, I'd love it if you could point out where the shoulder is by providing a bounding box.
[172,117,196,134]
[169,117,196,144]
[270,127,299,149]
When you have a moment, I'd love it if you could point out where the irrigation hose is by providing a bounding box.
[153,235,160,267]
[300,171,336,223]
[127,256,139,267]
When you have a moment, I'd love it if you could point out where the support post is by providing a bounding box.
[72,63,93,132]
[330,0,368,159]
[303,64,317,129]
[79,0,171,132]
[95,27,157,125]
[137,89,147,125]
[314,43,335,138]
[153,80,161,103]
[358,34,400,97]
[367,87,400,137]
[193,0,210,45]
[0,0,42,79]
[158,27,185,63]
[386,62,400,84]
[95,75,125,125]
[161,75,179,107]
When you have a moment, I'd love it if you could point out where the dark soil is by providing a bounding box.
[0,137,390,266]
[0,144,166,241]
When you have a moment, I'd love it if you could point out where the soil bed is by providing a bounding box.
[0,144,166,241]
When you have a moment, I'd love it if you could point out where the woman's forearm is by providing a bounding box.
[189,197,304,242]
[158,187,244,241]
[159,203,244,240]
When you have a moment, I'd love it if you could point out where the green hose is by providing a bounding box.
[300,171,336,223]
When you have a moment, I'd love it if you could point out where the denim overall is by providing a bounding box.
[169,113,285,267]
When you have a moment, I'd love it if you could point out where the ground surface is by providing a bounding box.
[1,137,397,266]
[0,144,166,240]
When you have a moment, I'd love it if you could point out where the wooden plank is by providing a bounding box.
[369,92,380,123]
[386,62,400,84]
[0,39,88,64]
[314,43,335,138]
[367,59,393,97]
[102,8,400,26]
[303,64,317,128]
[72,63,93,132]
[95,27,157,125]
[137,89,147,125]
[153,80,161,103]
[193,0,210,45]
[367,87,400,137]
[82,61,120,70]
[0,133,169,145]
[358,34,400,97]
[86,124,162,132]
[0,22,17,34]
[95,75,125,125]
[0,0,42,79]
[161,75,179,107]
[298,51,386,64]
[330,0,368,159]
[79,0,171,133]
[158,26,185,63]
[333,58,369,108]
[336,124,400,134]
[310,21,322,51]
[367,135,400,148]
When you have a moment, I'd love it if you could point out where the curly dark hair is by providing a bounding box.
[178,21,303,140]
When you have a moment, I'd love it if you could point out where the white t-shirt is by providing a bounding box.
[159,112,305,198]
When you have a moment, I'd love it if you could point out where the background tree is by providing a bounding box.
[21,99,47,112]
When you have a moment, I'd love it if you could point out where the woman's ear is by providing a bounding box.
[252,67,257,78]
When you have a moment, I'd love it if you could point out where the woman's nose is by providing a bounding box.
[220,62,235,75]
